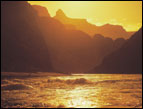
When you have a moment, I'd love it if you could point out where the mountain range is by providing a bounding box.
[90,27,142,73]
[33,5,127,72]
[54,9,135,39]
[1,2,142,73]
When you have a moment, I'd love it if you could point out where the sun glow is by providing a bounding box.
[65,87,100,108]
[63,1,88,7]
[28,1,142,31]
[68,97,97,108]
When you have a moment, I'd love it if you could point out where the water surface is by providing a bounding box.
[1,73,142,108]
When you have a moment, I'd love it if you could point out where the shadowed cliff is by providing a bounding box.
[17,4,127,72]
[32,5,51,17]
[92,34,126,66]
[33,5,126,72]
[2,2,135,73]
[1,1,53,72]
[91,27,142,74]
[38,16,95,72]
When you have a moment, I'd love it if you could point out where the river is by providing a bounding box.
[1,73,142,108]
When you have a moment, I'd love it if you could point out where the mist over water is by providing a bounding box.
[1,73,142,108]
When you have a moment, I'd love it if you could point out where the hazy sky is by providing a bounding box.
[28,1,142,31]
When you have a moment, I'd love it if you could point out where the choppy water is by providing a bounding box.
[1,73,142,108]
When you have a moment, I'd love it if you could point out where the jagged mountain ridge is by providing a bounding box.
[54,9,134,39]
[33,6,126,72]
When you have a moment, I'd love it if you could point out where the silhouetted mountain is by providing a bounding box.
[1,1,53,72]
[32,6,127,72]
[113,38,126,50]
[91,34,114,66]
[91,34,125,66]
[38,15,125,72]
[54,9,99,37]
[32,5,51,17]
[56,9,66,18]
[1,2,133,73]
[128,31,135,37]
[39,16,95,72]
[54,9,133,39]
[91,27,142,74]
[95,24,130,39]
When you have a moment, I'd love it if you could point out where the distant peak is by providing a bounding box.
[57,9,64,13]
[103,23,112,26]
[56,9,66,17]
[103,23,124,30]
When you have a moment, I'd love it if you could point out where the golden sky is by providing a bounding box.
[28,1,142,31]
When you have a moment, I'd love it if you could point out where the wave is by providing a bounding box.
[1,84,33,90]
[44,78,142,86]
[1,80,10,84]
[94,79,142,85]
[47,78,91,85]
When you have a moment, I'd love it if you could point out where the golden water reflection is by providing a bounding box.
[66,88,99,108]
[1,74,142,108]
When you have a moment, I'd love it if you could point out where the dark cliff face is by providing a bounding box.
[39,16,95,72]
[38,16,125,72]
[34,6,127,73]
[32,5,51,17]
[1,1,53,72]
[2,2,139,73]
[92,27,142,74]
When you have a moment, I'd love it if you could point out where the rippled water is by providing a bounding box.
[1,73,142,108]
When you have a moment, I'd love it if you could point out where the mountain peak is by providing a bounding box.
[56,9,66,17]
[32,5,50,17]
